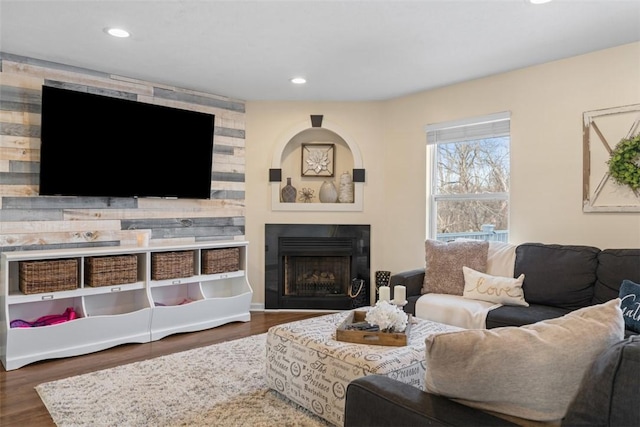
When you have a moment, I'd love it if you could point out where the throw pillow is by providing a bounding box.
[424,299,625,422]
[462,266,528,306]
[619,279,640,333]
[422,239,489,295]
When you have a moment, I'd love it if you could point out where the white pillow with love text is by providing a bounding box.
[462,266,528,306]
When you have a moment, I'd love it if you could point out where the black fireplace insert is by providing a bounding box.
[265,224,370,310]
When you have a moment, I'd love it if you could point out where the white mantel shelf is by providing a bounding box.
[271,184,364,211]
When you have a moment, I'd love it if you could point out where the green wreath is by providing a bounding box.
[607,134,640,190]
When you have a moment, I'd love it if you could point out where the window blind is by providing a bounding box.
[426,111,510,145]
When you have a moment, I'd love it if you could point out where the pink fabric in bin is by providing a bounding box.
[10,307,77,328]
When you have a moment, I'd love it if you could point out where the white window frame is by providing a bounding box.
[425,112,511,240]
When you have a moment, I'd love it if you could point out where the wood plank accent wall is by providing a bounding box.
[0,53,246,254]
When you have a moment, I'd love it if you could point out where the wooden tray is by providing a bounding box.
[336,310,411,347]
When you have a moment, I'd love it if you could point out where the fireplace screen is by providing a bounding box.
[284,255,351,297]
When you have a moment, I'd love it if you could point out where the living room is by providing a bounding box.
[1,1,639,426]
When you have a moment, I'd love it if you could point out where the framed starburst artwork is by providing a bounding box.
[301,143,334,177]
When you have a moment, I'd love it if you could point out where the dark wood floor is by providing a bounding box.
[0,311,325,427]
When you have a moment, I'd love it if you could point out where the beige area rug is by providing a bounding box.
[36,334,332,426]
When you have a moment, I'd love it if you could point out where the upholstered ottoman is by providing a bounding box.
[265,310,460,426]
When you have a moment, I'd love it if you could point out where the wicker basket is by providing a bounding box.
[202,247,240,274]
[85,255,138,287]
[19,259,78,294]
[151,251,194,280]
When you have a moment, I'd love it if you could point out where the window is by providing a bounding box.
[426,112,510,242]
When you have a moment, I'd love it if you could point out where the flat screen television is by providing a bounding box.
[39,85,215,199]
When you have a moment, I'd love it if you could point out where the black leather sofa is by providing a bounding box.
[344,335,640,426]
[390,243,640,337]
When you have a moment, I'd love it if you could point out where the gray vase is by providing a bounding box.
[281,178,296,203]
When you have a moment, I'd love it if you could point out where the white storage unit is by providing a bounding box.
[148,245,252,341]
[1,241,252,370]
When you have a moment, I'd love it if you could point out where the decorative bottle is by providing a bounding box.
[338,171,354,203]
[318,180,338,203]
[281,177,296,203]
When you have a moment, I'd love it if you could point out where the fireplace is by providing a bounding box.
[265,224,370,310]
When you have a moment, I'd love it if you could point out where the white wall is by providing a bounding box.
[246,42,640,308]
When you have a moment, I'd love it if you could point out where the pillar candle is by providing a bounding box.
[137,232,149,247]
[378,286,390,302]
[394,285,406,304]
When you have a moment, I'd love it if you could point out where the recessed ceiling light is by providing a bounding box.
[104,27,130,38]
[291,77,307,85]
[529,0,552,4]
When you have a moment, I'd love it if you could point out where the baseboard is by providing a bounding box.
[250,303,265,311]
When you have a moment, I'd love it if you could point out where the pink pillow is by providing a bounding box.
[422,239,489,295]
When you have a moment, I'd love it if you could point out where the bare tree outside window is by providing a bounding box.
[427,113,510,242]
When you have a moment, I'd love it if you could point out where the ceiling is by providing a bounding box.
[1,0,639,102]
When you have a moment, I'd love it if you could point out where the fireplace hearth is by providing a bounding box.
[265,224,370,310]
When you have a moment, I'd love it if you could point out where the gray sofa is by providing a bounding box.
[390,243,640,337]
[344,335,640,426]
[344,243,639,426]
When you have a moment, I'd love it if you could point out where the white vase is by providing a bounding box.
[338,171,354,203]
[319,180,338,203]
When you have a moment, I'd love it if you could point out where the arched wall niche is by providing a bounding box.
[270,120,364,211]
